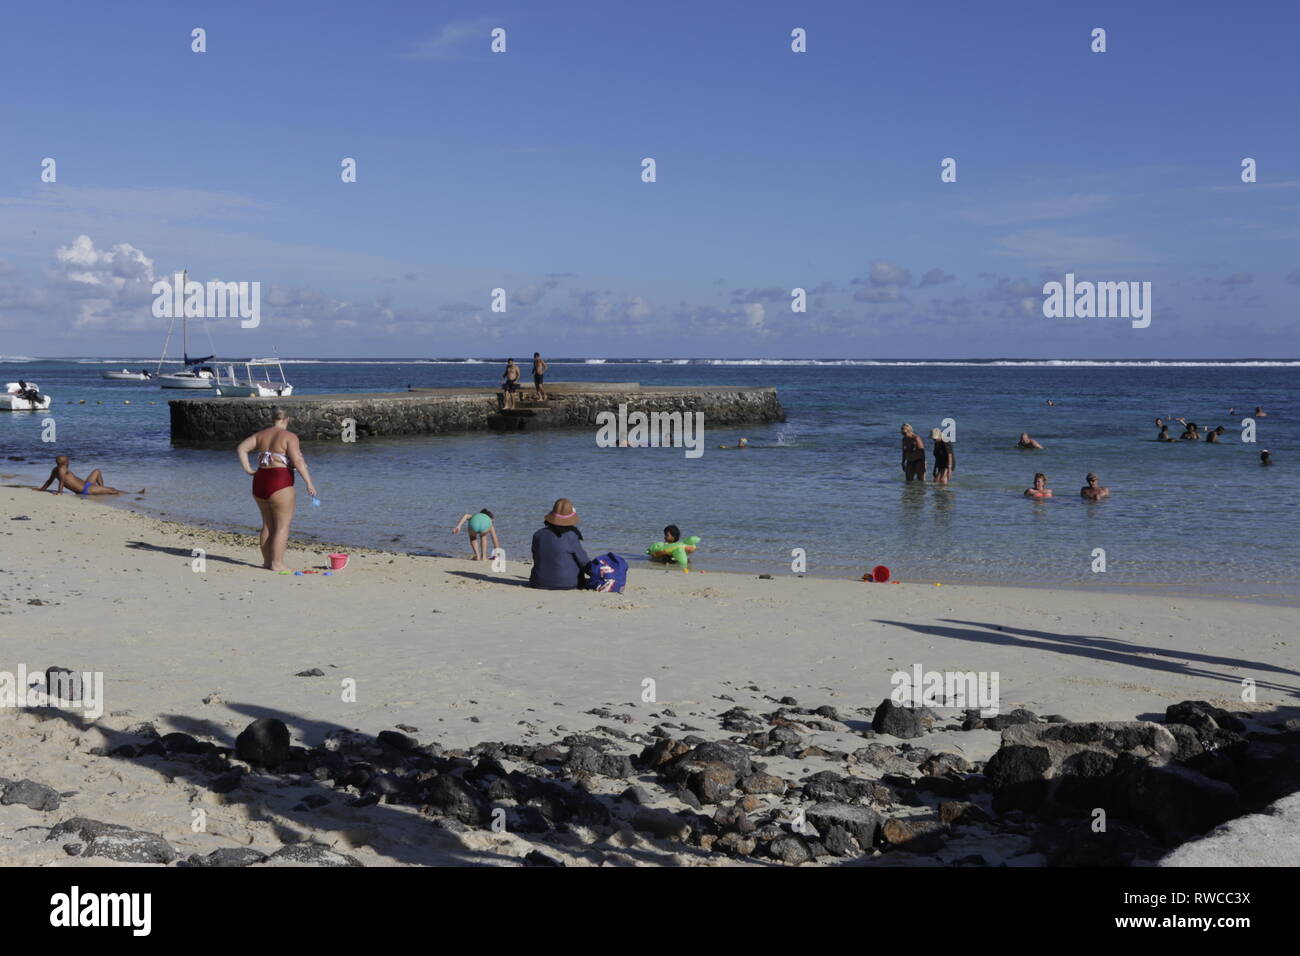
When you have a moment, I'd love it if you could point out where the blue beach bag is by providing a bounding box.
[584,552,629,593]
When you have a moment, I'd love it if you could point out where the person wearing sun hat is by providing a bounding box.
[529,498,590,589]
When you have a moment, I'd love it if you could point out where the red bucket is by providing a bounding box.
[872,565,891,582]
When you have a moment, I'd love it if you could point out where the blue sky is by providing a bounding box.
[1,0,1297,358]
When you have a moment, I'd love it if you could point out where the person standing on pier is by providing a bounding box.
[236,406,318,572]
[502,359,521,410]
[532,352,548,402]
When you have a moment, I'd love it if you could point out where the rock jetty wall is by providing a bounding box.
[169,385,785,442]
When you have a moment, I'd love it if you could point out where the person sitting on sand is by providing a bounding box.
[1024,473,1052,498]
[453,509,499,561]
[1205,425,1226,444]
[529,498,589,590]
[1017,433,1043,449]
[1080,472,1110,500]
[1260,450,1272,466]
[900,424,925,481]
[37,455,142,496]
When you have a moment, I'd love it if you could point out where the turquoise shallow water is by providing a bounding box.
[2,358,1296,599]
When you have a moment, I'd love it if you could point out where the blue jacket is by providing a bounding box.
[529,524,589,590]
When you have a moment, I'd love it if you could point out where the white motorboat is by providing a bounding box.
[4,381,51,411]
[102,369,153,381]
[215,359,294,398]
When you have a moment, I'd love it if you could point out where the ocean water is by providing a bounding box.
[2,358,1296,600]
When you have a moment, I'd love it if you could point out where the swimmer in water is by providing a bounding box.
[1024,473,1053,498]
[1255,406,1268,417]
[1080,472,1110,500]
[1157,424,1176,442]
[1205,425,1226,443]
[717,437,749,449]
[1261,449,1272,466]
[1046,400,1057,406]
[1017,433,1043,449]
[1177,418,1199,441]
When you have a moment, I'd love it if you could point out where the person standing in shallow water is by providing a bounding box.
[236,406,318,571]
[900,424,925,482]
[930,427,954,484]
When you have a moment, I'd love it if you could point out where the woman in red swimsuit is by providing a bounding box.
[236,407,318,571]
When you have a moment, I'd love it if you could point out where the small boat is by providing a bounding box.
[102,369,153,381]
[4,381,51,411]
[157,365,216,389]
[215,359,294,398]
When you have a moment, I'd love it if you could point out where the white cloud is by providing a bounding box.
[869,261,911,287]
[399,18,497,62]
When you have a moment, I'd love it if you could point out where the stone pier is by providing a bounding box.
[168,382,785,442]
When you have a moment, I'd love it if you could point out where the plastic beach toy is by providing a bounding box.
[329,553,349,571]
[311,497,321,507]
[646,535,700,568]
[872,565,890,582]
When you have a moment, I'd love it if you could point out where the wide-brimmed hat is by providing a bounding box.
[544,498,579,525]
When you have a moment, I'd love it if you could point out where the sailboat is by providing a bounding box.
[155,270,217,389]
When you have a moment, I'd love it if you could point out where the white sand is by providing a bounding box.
[0,484,1295,865]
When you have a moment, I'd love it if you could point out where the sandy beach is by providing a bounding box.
[1,483,1295,866]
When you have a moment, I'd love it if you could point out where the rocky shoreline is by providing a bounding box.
[6,682,1297,867]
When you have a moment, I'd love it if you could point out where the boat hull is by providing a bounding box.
[158,375,214,389]
[4,382,51,410]
[217,384,294,398]
[102,371,150,381]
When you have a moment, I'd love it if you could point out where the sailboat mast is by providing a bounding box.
[181,269,189,363]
